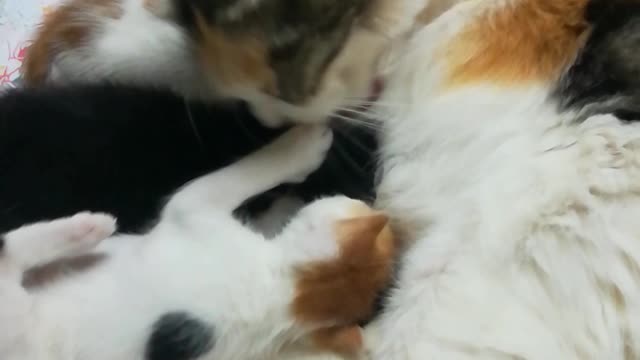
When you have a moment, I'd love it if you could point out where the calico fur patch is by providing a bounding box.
[22,0,122,85]
[443,0,591,87]
[292,212,394,326]
[177,0,369,104]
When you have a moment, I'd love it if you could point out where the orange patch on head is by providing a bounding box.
[292,209,395,343]
[22,0,122,86]
[195,13,277,95]
[443,0,590,87]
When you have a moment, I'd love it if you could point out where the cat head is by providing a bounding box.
[186,0,403,126]
[275,196,396,356]
[21,0,427,126]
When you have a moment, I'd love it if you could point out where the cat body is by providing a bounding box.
[0,125,396,360]
[22,0,427,125]
[0,85,377,235]
[361,0,640,358]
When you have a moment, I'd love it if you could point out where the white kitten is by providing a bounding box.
[0,126,396,360]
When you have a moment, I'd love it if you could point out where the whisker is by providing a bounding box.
[336,107,377,118]
[333,125,378,154]
[330,113,383,130]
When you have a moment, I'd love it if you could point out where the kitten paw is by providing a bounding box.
[279,125,333,183]
[66,212,117,247]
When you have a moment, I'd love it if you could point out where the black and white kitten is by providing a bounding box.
[0,125,395,360]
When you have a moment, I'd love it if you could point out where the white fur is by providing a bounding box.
[0,125,377,360]
[360,0,640,359]
[49,0,212,99]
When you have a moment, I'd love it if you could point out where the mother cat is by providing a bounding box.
[22,0,426,126]
[307,0,640,359]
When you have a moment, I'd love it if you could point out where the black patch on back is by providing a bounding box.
[145,311,215,360]
[0,235,5,254]
[556,0,640,121]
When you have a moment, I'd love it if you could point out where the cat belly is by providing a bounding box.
[368,114,640,359]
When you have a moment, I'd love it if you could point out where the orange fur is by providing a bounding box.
[195,13,277,95]
[22,0,122,86]
[443,0,590,87]
[292,212,395,330]
[310,325,364,356]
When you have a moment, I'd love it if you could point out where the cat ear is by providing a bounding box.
[292,213,395,328]
[310,325,364,356]
[336,213,394,259]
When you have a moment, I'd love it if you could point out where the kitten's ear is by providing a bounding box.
[310,325,363,356]
[292,213,395,328]
[336,213,394,259]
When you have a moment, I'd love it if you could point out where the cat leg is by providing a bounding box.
[0,213,115,359]
[165,125,333,214]
[2,212,116,271]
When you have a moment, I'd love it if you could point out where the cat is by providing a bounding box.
[0,84,377,235]
[21,0,426,126]
[0,124,397,360]
[352,0,640,359]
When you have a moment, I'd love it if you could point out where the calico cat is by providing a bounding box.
[0,125,396,360]
[0,84,377,235]
[342,0,640,359]
[21,0,425,126]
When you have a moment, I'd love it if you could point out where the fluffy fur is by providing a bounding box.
[299,0,640,359]
[0,85,377,235]
[365,0,640,359]
[0,125,396,360]
[22,0,427,126]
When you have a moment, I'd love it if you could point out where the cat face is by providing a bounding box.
[21,0,426,126]
[190,0,427,125]
[277,196,395,355]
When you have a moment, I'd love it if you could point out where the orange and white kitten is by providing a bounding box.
[21,0,426,126]
[0,126,397,360]
[305,0,640,359]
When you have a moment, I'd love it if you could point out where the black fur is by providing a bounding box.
[0,235,5,253]
[556,0,640,121]
[146,311,214,360]
[0,84,377,234]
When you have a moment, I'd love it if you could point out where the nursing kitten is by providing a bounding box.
[22,0,425,126]
[0,125,396,360]
[0,84,377,235]
[353,0,640,359]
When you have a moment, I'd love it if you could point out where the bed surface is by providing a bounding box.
[0,0,61,89]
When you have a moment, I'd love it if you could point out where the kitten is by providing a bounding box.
[20,0,426,126]
[351,0,640,359]
[0,125,396,360]
[0,84,377,235]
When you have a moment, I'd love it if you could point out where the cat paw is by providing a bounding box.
[279,125,333,183]
[66,212,117,247]
[250,103,288,128]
